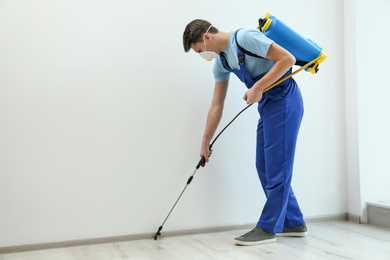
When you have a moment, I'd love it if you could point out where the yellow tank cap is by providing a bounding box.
[262,18,272,32]
[263,12,271,19]
[258,12,272,32]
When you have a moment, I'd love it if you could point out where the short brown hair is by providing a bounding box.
[183,19,219,52]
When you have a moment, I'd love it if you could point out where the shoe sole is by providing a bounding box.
[234,237,276,246]
[276,231,307,237]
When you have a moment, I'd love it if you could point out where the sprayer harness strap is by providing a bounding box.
[234,29,310,67]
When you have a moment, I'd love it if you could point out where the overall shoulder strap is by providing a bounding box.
[234,29,266,60]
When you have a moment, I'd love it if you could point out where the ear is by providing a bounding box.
[204,33,213,41]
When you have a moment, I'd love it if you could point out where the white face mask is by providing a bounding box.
[199,25,219,61]
[199,50,219,61]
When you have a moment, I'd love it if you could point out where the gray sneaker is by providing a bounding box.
[234,226,276,246]
[276,223,307,237]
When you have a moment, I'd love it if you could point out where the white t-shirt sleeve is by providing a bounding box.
[213,58,230,83]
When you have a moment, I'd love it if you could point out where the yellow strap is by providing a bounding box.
[262,53,325,93]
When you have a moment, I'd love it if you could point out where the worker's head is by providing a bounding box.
[183,19,219,60]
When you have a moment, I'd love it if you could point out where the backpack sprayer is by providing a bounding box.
[258,12,327,73]
[154,13,327,240]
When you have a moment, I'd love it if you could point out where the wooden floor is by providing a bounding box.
[1,221,390,260]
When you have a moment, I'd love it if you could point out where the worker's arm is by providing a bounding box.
[200,80,229,162]
[243,42,296,104]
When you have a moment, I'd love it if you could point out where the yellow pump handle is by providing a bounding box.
[306,51,328,74]
[263,52,327,93]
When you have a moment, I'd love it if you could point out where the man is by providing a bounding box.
[182,19,307,246]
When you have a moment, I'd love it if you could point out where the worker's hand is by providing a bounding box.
[243,87,263,105]
[200,144,213,163]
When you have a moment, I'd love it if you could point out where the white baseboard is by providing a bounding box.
[367,202,390,228]
[0,213,359,254]
[346,213,362,224]
[305,213,348,223]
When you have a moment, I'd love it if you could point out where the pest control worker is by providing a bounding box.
[182,20,308,246]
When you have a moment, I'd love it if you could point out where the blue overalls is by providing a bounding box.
[220,33,305,233]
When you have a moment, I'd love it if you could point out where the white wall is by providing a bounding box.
[344,0,390,222]
[0,0,346,247]
[354,0,390,221]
